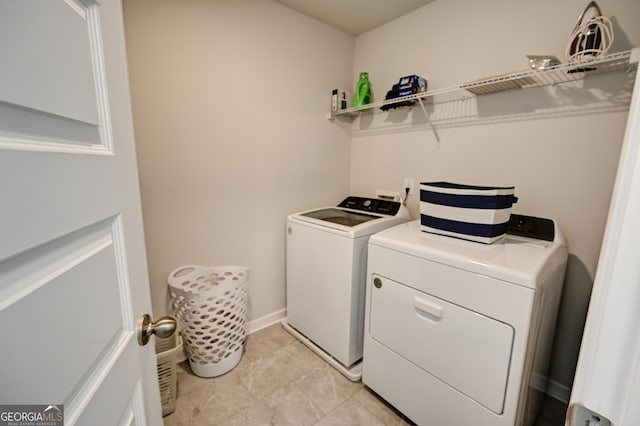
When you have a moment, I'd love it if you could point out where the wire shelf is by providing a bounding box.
[331,50,638,119]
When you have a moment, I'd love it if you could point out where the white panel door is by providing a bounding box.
[0,1,162,425]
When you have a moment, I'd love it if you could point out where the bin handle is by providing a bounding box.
[169,265,198,282]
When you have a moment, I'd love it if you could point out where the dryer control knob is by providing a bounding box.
[373,277,382,288]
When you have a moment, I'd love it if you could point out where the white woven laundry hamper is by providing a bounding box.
[168,265,249,378]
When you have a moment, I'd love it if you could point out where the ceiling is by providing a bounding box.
[272,0,435,36]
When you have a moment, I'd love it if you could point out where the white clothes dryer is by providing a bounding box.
[363,217,568,425]
[283,196,410,380]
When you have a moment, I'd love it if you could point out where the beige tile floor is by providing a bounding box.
[163,324,567,425]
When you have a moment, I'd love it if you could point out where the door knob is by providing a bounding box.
[137,314,177,346]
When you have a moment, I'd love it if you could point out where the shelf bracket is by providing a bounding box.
[416,98,440,142]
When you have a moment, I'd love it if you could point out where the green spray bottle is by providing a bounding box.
[352,72,371,108]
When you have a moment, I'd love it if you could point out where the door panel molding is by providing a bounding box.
[0,0,112,154]
[0,216,138,411]
[112,215,135,329]
[67,331,136,425]
[0,219,115,310]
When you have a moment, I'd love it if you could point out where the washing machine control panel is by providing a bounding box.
[506,214,555,241]
[338,196,401,216]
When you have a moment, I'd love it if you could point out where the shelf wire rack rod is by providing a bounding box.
[415,97,440,142]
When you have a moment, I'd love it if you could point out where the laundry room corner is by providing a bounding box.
[122,0,354,324]
[348,0,640,402]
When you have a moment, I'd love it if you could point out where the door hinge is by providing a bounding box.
[567,403,611,426]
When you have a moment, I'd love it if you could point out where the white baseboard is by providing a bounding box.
[530,371,547,393]
[246,308,286,334]
[545,378,571,403]
[530,372,571,403]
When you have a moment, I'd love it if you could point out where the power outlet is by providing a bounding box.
[404,178,415,195]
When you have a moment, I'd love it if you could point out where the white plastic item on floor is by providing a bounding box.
[168,265,249,378]
[155,332,181,416]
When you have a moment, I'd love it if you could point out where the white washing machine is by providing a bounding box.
[363,216,568,425]
[283,196,410,380]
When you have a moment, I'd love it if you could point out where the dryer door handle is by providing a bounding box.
[413,296,443,321]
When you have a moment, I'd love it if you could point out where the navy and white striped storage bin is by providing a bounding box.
[419,182,518,244]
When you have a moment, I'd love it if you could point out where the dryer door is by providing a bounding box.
[369,274,515,414]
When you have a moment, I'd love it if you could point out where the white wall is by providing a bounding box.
[350,0,640,397]
[123,0,354,323]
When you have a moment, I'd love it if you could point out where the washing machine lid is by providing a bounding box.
[300,208,379,227]
[369,220,568,289]
[289,196,410,238]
